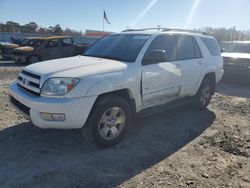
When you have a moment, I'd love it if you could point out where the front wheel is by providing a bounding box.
[82,95,132,147]
[193,79,214,110]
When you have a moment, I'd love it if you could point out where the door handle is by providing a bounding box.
[198,60,204,66]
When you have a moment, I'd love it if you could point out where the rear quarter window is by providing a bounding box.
[201,37,220,56]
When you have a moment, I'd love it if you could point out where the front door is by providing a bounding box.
[142,35,182,107]
[61,38,75,57]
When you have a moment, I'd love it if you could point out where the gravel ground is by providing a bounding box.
[0,63,249,188]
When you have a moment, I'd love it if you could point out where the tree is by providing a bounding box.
[53,24,62,35]
[5,21,20,33]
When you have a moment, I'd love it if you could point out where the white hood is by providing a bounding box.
[222,52,250,59]
[24,55,128,79]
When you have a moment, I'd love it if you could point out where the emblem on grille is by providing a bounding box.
[22,78,26,85]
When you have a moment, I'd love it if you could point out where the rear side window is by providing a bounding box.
[201,37,220,56]
[176,36,202,60]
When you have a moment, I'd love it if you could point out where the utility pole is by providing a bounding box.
[103,9,105,32]
[232,26,236,41]
[157,25,161,31]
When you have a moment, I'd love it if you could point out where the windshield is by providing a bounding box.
[226,43,250,53]
[83,34,150,62]
[22,39,43,47]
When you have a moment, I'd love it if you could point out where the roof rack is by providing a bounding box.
[122,27,207,35]
[162,28,207,35]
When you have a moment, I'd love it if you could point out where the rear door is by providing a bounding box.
[141,35,182,107]
[61,38,75,57]
[44,39,62,60]
[175,35,205,96]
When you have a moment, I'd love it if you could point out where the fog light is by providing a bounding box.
[40,112,65,121]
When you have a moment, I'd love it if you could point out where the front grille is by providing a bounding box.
[17,84,40,96]
[223,57,250,69]
[223,57,250,64]
[10,96,30,116]
[17,70,41,95]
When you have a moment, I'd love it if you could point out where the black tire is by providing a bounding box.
[26,55,41,64]
[81,95,132,147]
[193,78,214,110]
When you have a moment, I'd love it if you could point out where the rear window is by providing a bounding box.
[201,37,220,56]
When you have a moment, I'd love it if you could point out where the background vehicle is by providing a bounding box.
[9,28,224,147]
[221,41,250,82]
[0,37,51,60]
[0,42,19,60]
[12,36,90,63]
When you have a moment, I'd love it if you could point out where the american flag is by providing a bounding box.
[104,10,111,24]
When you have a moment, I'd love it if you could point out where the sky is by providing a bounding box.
[0,0,250,32]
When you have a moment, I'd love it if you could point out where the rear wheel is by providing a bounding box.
[193,78,214,110]
[82,95,132,147]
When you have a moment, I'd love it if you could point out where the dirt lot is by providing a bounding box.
[0,62,249,188]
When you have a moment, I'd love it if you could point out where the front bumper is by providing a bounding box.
[216,69,224,83]
[9,83,97,129]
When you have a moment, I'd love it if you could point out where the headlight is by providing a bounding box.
[41,78,80,96]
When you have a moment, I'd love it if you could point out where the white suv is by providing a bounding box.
[9,28,224,147]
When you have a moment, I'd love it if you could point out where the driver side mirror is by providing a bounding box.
[142,50,166,65]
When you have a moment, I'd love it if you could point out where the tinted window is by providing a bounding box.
[144,35,177,63]
[83,34,150,62]
[201,37,220,56]
[46,39,59,48]
[22,39,43,47]
[62,38,73,46]
[176,36,201,60]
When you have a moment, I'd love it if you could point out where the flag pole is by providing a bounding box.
[103,9,104,32]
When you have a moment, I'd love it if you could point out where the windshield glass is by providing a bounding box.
[226,43,250,53]
[83,34,150,62]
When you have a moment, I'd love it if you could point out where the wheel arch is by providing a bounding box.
[203,72,216,94]
[193,72,216,95]
[88,88,137,124]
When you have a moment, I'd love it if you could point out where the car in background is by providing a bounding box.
[0,42,19,60]
[12,36,90,63]
[221,41,250,81]
[0,37,48,60]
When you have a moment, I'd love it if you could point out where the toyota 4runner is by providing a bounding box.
[9,28,224,147]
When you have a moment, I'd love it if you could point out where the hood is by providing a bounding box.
[24,55,128,79]
[0,43,19,49]
[222,52,250,60]
[14,46,34,52]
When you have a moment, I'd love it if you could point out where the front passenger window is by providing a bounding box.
[142,35,177,65]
